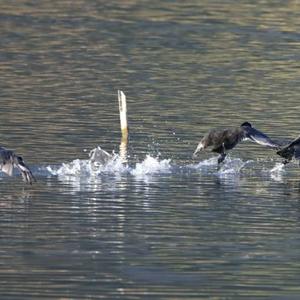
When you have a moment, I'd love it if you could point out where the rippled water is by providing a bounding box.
[1,0,300,299]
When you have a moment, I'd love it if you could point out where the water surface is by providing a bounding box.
[1,0,300,299]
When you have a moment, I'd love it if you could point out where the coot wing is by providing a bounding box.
[243,126,280,149]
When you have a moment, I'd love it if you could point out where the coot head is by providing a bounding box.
[241,122,252,128]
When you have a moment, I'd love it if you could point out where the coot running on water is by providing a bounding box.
[193,122,278,164]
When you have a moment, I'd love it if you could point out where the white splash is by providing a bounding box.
[217,158,250,177]
[47,156,128,178]
[47,159,89,177]
[46,148,172,181]
[188,157,219,175]
[191,157,218,169]
[190,156,251,177]
[269,162,286,182]
[270,162,286,173]
[131,155,171,176]
[44,149,283,185]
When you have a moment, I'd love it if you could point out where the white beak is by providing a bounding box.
[192,142,204,158]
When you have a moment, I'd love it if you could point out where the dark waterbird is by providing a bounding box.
[276,135,300,165]
[193,122,278,164]
[0,147,35,184]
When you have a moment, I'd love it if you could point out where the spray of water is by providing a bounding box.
[42,146,288,183]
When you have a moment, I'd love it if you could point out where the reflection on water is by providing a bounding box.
[1,0,300,299]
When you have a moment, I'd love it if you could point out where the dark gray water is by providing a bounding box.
[1,1,300,299]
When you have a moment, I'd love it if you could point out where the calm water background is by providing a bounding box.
[1,0,300,299]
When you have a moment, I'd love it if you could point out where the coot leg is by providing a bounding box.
[217,152,227,164]
[282,159,290,165]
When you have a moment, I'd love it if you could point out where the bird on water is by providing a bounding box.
[276,135,300,165]
[192,122,278,164]
[0,147,35,184]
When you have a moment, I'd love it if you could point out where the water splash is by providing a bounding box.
[189,156,252,177]
[270,162,286,174]
[131,155,171,176]
[43,149,288,185]
[89,146,113,166]
[47,159,92,177]
[217,158,252,177]
[47,155,128,178]
[269,162,286,182]
[191,157,218,169]
[46,147,171,179]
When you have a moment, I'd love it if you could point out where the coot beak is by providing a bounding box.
[192,142,204,158]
